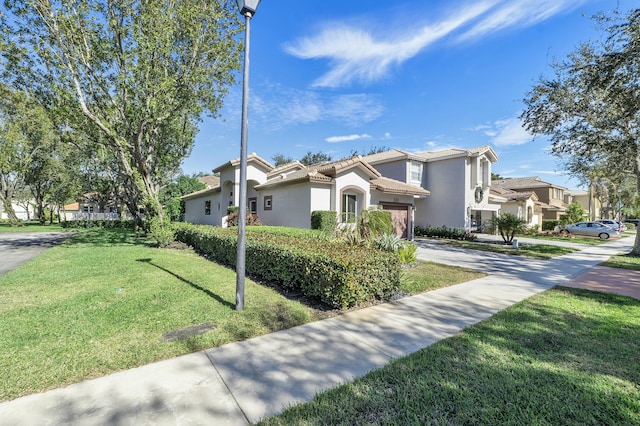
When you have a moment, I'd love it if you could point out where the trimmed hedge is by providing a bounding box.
[414,225,477,241]
[542,220,560,231]
[61,219,137,229]
[311,210,337,232]
[174,223,400,308]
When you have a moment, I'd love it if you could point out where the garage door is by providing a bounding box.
[382,204,409,238]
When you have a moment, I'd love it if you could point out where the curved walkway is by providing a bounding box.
[0,235,636,425]
[0,232,74,276]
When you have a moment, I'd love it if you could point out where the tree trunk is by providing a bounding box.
[1,196,22,226]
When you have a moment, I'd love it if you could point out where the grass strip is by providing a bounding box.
[400,261,485,294]
[601,253,640,271]
[260,287,640,425]
[440,239,577,259]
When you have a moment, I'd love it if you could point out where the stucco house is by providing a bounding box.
[565,189,601,221]
[491,187,543,230]
[362,146,501,230]
[492,176,568,220]
[182,154,430,238]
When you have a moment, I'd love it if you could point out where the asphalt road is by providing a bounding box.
[0,232,74,276]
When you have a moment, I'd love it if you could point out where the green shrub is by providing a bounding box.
[225,211,262,226]
[414,225,477,241]
[311,210,337,232]
[358,209,393,238]
[398,242,417,265]
[61,219,136,229]
[174,223,400,309]
[148,216,175,247]
[486,213,527,243]
[542,220,560,231]
[373,233,403,252]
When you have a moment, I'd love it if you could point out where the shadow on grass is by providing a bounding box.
[263,287,640,425]
[136,258,235,309]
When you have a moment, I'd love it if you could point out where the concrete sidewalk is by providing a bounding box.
[0,236,635,425]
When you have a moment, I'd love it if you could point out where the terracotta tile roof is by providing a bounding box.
[370,177,430,196]
[267,161,305,178]
[212,153,274,173]
[181,186,221,200]
[363,145,498,164]
[417,145,498,162]
[198,175,220,189]
[493,176,567,190]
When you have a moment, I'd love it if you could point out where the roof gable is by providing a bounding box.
[212,153,274,174]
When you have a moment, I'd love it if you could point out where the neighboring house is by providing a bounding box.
[0,200,34,221]
[491,188,543,231]
[182,153,430,238]
[60,192,121,221]
[565,189,601,221]
[492,177,568,220]
[362,146,501,230]
[198,175,220,189]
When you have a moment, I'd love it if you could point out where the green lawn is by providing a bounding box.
[515,233,607,246]
[437,239,578,259]
[0,221,68,232]
[260,287,640,425]
[602,253,640,271]
[0,228,479,402]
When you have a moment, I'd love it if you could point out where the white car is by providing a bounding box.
[565,222,621,239]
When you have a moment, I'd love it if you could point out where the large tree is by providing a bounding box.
[0,86,57,225]
[521,8,640,254]
[0,0,242,223]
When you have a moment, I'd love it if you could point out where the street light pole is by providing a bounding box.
[235,0,261,311]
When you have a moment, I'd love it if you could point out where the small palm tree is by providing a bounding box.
[487,213,528,243]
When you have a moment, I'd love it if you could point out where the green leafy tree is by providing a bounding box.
[300,151,332,166]
[159,175,206,222]
[0,86,57,225]
[521,8,640,254]
[561,202,587,225]
[487,213,527,243]
[0,0,243,224]
[271,153,294,167]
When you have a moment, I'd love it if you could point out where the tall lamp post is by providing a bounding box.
[235,0,261,311]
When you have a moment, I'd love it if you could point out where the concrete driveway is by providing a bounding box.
[0,232,74,276]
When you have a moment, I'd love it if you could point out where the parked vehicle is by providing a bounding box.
[596,219,626,232]
[565,221,621,239]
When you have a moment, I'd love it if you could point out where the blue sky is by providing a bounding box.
[181,0,635,190]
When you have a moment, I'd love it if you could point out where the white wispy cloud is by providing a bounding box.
[284,0,587,87]
[479,116,534,146]
[252,85,384,129]
[326,134,372,143]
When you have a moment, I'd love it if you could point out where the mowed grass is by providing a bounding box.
[602,253,640,271]
[0,221,68,233]
[0,228,481,402]
[0,229,313,401]
[439,239,577,259]
[401,261,485,294]
[260,287,640,425]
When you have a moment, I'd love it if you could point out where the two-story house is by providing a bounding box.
[182,153,430,238]
[362,146,501,230]
[492,177,568,220]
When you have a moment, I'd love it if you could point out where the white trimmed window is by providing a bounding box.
[341,193,357,223]
[410,161,423,185]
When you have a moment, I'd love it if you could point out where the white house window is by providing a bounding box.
[204,200,211,215]
[341,193,357,223]
[410,162,423,185]
[481,160,489,188]
[248,197,257,214]
[264,196,272,210]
